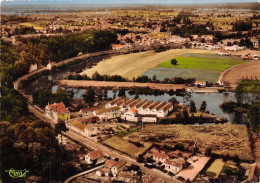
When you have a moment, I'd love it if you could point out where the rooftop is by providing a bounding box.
[89,149,104,160]
[95,106,120,115]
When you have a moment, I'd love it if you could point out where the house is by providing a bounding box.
[29,63,38,73]
[164,159,183,175]
[45,102,70,122]
[112,44,124,50]
[105,97,123,108]
[85,149,104,164]
[150,102,166,115]
[123,108,138,122]
[253,54,260,60]
[96,160,118,177]
[80,106,103,118]
[242,55,253,60]
[138,101,153,115]
[111,160,126,177]
[153,152,169,163]
[217,50,231,56]
[93,106,121,122]
[195,81,207,87]
[47,62,55,70]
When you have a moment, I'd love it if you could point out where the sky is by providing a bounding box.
[1,0,258,4]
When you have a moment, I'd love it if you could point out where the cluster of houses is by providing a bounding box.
[45,97,174,138]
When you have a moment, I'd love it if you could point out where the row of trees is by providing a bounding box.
[65,72,196,85]
[14,26,36,35]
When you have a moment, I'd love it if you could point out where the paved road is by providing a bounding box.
[28,105,182,183]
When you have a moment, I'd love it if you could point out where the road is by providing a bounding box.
[28,105,181,183]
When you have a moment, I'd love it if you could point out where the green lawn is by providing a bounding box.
[159,56,244,72]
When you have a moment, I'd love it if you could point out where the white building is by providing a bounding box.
[157,103,174,118]
[29,63,38,73]
[164,159,184,175]
[93,106,121,122]
[153,152,169,163]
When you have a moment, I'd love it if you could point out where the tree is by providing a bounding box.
[248,103,260,133]
[55,120,68,144]
[83,89,95,106]
[169,97,179,105]
[118,88,126,98]
[152,74,157,82]
[189,100,196,113]
[182,108,189,123]
[200,100,207,112]
[171,59,177,65]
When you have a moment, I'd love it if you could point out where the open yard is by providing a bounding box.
[159,55,244,72]
[125,124,254,161]
[80,49,215,80]
[103,136,152,157]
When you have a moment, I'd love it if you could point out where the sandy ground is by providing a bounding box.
[59,80,186,91]
[221,60,260,84]
[80,49,216,79]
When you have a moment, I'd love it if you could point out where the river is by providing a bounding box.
[24,53,247,124]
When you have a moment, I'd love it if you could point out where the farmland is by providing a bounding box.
[80,49,215,79]
[124,124,254,161]
[103,136,152,157]
[159,55,244,72]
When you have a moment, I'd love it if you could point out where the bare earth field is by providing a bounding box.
[80,49,215,79]
[59,80,186,91]
[125,124,254,161]
[221,60,260,84]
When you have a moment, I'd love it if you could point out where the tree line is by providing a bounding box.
[65,72,196,85]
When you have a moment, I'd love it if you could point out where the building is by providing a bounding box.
[195,81,207,87]
[85,149,104,164]
[111,160,126,177]
[93,106,121,122]
[156,103,174,117]
[217,50,231,56]
[153,152,169,163]
[80,106,103,118]
[164,159,184,175]
[29,63,38,73]
[47,62,55,70]
[45,102,70,122]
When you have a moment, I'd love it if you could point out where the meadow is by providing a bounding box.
[81,49,215,79]
[159,56,244,72]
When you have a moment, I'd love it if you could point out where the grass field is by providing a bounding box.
[159,56,244,72]
[18,21,50,29]
[81,49,215,79]
[125,124,254,161]
[144,67,220,82]
[103,136,152,157]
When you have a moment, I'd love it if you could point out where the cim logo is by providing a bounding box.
[5,168,29,178]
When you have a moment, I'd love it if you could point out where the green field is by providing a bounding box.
[159,56,244,72]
